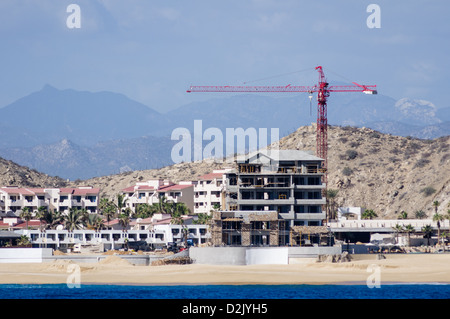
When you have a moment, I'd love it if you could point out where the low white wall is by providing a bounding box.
[190,246,338,265]
[246,247,288,265]
[190,247,247,265]
[0,248,53,263]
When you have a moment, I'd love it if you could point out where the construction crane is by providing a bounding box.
[186,66,377,180]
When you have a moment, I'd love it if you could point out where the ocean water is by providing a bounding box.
[0,283,449,299]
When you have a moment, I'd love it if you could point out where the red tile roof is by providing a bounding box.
[0,222,10,229]
[28,188,46,194]
[122,185,155,192]
[198,172,224,180]
[0,187,99,196]
[104,219,120,226]
[13,220,43,229]
[0,187,35,195]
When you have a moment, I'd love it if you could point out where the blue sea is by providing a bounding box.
[0,283,449,299]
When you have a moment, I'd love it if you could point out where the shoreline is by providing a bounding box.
[0,254,449,286]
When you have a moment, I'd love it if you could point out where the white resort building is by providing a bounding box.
[121,179,194,214]
[193,169,233,214]
[0,186,100,214]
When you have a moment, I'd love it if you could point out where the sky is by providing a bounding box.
[0,0,449,113]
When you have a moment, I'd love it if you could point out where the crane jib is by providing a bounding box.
[187,85,377,94]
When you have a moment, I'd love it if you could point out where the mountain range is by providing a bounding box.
[0,85,448,180]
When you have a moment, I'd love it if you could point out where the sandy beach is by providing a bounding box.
[0,254,449,285]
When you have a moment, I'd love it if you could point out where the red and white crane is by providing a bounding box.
[187,66,377,179]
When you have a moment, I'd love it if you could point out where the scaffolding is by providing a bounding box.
[289,226,330,246]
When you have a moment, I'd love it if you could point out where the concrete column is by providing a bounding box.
[241,223,251,246]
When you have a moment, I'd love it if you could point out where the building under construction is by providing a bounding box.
[213,150,331,247]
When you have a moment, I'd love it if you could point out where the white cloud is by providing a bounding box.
[157,7,181,21]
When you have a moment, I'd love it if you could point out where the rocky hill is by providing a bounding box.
[0,157,66,188]
[73,124,450,219]
[278,124,450,219]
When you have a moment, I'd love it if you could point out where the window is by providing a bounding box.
[307,191,321,199]
[307,177,321,185]
[307,206,321,213]
[294,205,305,213]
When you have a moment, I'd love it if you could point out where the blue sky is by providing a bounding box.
[0,0,449,113]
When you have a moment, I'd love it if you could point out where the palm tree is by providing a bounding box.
[169,202,189,225]
[35,206,48,231]
[433,212,445,247]
[432,201,440,215]
[398,211,408,219]
[404,224,415,247]
[414,210,426,219]
[392,224,404,244]
[99,198,116,225]
[134,203,153,218]
[47,209,64,230]
[19,207,33,230]
[79,208,89,225]
[152,196,170,215]
[116,194,128,216]
[421,224,433,247]
[362,209,377,220]
[64,208,85,232]
[326,189,339,221]
[195,213,212,225]
[17,235,31,247]
[86,214,105,231]
[118,213,130,232]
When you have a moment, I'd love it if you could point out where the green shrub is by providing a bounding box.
[345,149,358,160]
[421,186,436,197]
[342,166,353,176]
[414,158,430,168]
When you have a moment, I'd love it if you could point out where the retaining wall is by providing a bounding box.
[0,248,53,263]
[189,246,342,265]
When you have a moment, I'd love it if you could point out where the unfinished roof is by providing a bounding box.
[59,188,100,195]
[236,149,323,163]
[290,225,329,234]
